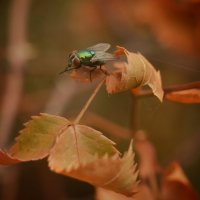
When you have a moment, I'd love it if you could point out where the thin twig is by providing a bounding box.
[131,94,139,137]
[134,81,200,98]
[74,78,105,124]
[149,174,159,200]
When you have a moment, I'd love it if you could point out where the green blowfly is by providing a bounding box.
[59,43,116,78]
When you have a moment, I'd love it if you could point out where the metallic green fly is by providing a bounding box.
[59,43,116,76]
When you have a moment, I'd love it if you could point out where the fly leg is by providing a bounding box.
[99,65,110,76]
[89,67,97,82]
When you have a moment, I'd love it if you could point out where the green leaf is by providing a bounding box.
[9,113,70,161]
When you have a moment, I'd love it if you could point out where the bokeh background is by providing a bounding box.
[0,0,200,199]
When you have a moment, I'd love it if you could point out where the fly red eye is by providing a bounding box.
[73,57,80,66]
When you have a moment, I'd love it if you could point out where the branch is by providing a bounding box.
[134,81,200,98]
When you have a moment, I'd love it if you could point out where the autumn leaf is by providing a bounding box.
[70,67,105,83]
[48,125,119,171]
[165,89,200,104]
[96,187,134,200]
[96,183,154,200]
[49,137,138,196]
[160,162,199,200]
[0,113,138,196]
[9,113,70,161]
[106,46,164,101]
[0,150,20,165]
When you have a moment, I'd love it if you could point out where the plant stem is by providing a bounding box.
[131,94,139,137]
[149,174,159,200]
[134,81,200,98]
[74,78,105,124]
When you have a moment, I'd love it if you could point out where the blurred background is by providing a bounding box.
[0,0,200,199]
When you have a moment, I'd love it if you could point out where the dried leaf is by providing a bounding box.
[165,89,200,104]
[96,187,134,200]
[70,66,106,83]
[48,125,119,171]
[0,150,20,165]
[0,113,138,196]
[134,183,154,200]
[163,162,190,185]
[160,162,199,200]
[49,137,138,196]
[96,183,154,200]
[9,113,70,161]
[106,46,164,101]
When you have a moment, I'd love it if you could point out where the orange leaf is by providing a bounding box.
[70,67,105,83]
[106,46,164,101]
[131,87,141,95]
[96,183,155,200]
[0,113,69,164]
[160,162,199,200]
[165,89,200,104]
[49,137,138,196]
[0,150,20,165]
[113,46,127,57]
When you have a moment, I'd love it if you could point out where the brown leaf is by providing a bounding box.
[48,125,119,171]
[160,162,199,200]
[96,183,154,200]
[0,150,20,165]
[70,67,105,83]
[49,137,138,196]
[96,187,134,200]
[106,46,164,101]
[165,89,200,104]
[113,46,127,57]
[134,183,155,200]
[0,112,138,196]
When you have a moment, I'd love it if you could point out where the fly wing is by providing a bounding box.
[91,51,116,62]
[87,43,111,52]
